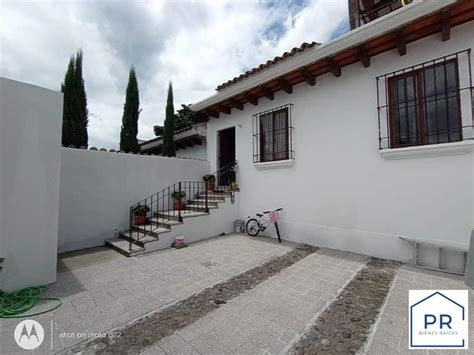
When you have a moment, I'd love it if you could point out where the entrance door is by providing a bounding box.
[217,127,236,186]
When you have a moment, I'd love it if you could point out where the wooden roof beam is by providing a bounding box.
[183,140,194,148]
[218,105,231,115]
[327,58,341,77]
[206,109,219,118]
[396,30,406,56]
[260,86,274,100]
[244,93,258,106]
[357,46,370,68]
[278,77,293,94]
[192,137,203,145]
[229,99,243,111]
[299,67,316,86]
[441,11,451,42]
[195,112,209,123]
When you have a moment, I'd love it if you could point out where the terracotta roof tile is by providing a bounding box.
[216,41,320,90]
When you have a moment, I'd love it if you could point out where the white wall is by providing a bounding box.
[0,78,63,292]
[176,143,207,160]
[136,194,240,253]
[58,149,209,252]
[206,22,474,262]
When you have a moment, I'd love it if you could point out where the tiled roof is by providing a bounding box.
[216,41,319,90]
[139,124,197,146]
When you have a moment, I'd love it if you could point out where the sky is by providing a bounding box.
[0,0,349,149]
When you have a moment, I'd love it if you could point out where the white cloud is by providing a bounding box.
[0,0,348,149]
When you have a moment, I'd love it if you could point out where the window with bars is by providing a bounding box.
[377,49,472,149]
[253,104,294,163]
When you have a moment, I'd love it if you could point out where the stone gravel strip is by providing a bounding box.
[144,248,367,354]
[291,258,398,354]
[62,244,318,354]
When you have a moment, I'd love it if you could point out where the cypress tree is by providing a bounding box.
[61,57,75,146]
[162,82,176,157]
[61,50,89,147]
[120,66,140,153]
[74,50,89,147]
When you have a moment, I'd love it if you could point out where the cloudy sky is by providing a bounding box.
[1,0,349,149]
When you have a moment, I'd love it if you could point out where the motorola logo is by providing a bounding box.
[14,320,44,350]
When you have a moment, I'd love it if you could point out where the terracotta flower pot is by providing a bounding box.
[174,200,184,210]
[134,215,146,225]
[206,181,215,191]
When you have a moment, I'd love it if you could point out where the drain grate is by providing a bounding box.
[201,261,218,268]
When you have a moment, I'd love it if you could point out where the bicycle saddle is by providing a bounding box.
[256,213,263,217]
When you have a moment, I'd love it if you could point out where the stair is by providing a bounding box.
[105,190,232,256]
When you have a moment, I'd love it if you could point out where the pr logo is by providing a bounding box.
[409,290,468,349]
[14,320,44,350]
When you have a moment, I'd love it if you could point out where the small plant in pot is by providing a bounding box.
[133,204,150,225]
[171,191,186,210]
[203,174,215,191]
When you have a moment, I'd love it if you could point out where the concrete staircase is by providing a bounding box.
[105,191,232,256]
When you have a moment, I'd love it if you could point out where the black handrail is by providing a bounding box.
[126,161,238,251]
[128,180,209,250]
[210,160,238,190]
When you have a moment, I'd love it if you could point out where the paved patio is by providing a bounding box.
[0,234,293,354]
[366,266,474,355]
[0,234,472,354]
[142,248,366,354]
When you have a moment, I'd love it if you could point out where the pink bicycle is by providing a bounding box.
[246,208,283,242]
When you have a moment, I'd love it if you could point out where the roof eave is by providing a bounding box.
[190,0,455,112]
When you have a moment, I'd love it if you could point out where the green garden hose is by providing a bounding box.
[0,286,62,318]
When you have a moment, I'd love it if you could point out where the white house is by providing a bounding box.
[2,0,473,292]
[191,0,474,270]
[139,122,208,160]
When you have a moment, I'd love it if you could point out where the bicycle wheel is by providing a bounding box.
[246,219,261,237]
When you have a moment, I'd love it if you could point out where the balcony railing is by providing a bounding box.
[351,0,413,29]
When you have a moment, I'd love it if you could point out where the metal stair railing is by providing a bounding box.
[128,181,209,250]
[210,160,238,191]
[126,161,237,251]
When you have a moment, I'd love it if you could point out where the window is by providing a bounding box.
[388,60,461,147]
[377,50,472,150]
[253,104,293,163]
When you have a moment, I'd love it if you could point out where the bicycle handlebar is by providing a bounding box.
[262,208,283,214]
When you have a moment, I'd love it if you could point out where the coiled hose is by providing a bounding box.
[0,286,62,318]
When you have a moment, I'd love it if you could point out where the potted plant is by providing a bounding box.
[133,204,150,225]
[203,174,215,191]
[171,191,186,210]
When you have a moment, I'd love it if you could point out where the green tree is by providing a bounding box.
[61,57,75,146]
[120,66,140,153]
[162,82,176,157]
[74,50,89,147]
[175,104,196,130]
[61,49,89,147]
[153,104,196,137]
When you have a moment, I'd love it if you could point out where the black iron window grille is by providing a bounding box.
[253,104,294,163]
[376,49,473,150]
